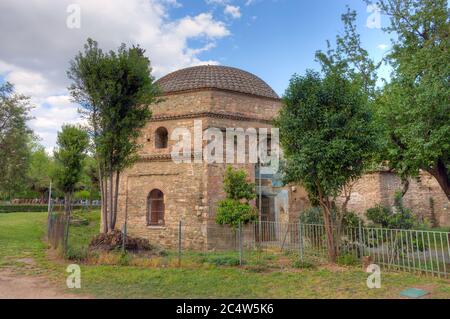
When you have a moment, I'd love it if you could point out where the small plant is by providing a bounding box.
[118,251,131,266]
[215,166,258,229]
[201,255,240,266]
[292,259,316,269]
[65,245,89,261]
[366,192,418,230]
[337,253,359,266]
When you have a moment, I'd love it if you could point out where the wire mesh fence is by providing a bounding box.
[175,220,450,278]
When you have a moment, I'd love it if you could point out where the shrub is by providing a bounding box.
[366,193,418,230]
[292,260,316,269]
[300,207,364,228]
[0,204,85,213]
[215,166,257,228]
[299,207,323,224]
[65,245,89,261]
[216,199,257,229]
[337,253,359,266]
[202,255,240,266]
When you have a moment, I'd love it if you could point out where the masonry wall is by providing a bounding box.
[336,171,450,227]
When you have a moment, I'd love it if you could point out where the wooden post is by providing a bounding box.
[46,181,52,240]
[239,222,243,266]
[178,220,182,267]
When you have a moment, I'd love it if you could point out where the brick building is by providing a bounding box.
[115,65,449,250]
[115,65,309,250]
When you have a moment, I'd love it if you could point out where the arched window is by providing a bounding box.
[147,189,165,226]
[155,127,168,149]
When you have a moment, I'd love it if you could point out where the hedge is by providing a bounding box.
[0,205,87,213]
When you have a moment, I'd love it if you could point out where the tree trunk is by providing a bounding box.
[108,166,114,232]
[112,170,120,230]
[64,192,71,218]
[321,203,337,262]
[98,165,108,233]
[316,182,337,262]
[427,159,450,201]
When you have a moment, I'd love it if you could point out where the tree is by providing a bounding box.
[276,9,379,262]
[0,82,33,199]
[67,39,159,232]
[276,69,378,262]
[216,166,258,229]
[27,143,54,202]
[53,125,89,217]
[372,0,449,199]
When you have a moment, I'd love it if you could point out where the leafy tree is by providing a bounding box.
[27,143,55,202]
[276,69,377,261]
[371,0,450,199]
[67,39,159,232]
[0,82,34,199]
[216,166,258,229]
[53,125,89,217]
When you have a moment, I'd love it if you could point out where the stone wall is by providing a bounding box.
[336,171,450,227]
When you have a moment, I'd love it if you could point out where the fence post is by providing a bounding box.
[46,181,52,240]
[358,220,364,259]
[178,220,182,267]
[298,222,304,262]
[238,222,243,266]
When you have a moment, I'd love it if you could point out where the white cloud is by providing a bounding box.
[205,0,229,5]
[224,5,241,19]
[377,43,389,50]
[0,0,231,150]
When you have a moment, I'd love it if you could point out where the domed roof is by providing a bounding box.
[156,65,279,99]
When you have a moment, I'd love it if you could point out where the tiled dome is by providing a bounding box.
[156,65,279,99]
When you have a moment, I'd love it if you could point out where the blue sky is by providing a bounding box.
[167,0,391,95]
[0,0,392,150]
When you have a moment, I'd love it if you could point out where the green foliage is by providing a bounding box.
[300,207,364,228]
[337,253,359,266]
[53,125,89,195]
[0,205,86,213]
[299,207,324,225]
[27,145,55,198]
[201,255,240,267]
[366,193,418,230]
[74,190,90,200]
[118,251,131,266]
[223,166,256,201]
[373,0,450,198]
[215,167,257,228]
[65,245,89,261]
[292,260,316,269]
[366,205,391,228]
[216,199,258,229]
[276,69,378,202]
[68,38,159,230]
[0,82,34,199]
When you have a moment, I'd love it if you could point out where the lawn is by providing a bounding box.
[0,212,449,299]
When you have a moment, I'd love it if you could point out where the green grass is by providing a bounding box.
[0,212,449,299]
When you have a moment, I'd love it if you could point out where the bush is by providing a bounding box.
[337,253,359,266]
[201,255,240,266]
[65,245,89,261]
[0,204,85,213]
[216,199,257,229]
[292,260,316,269]
[366,193,418,230]
[299,207,323,224]
[300,207,364,228]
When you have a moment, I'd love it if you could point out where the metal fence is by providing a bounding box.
[176,220,450,278]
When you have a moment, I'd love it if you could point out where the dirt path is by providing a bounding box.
[0,268,89,299]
